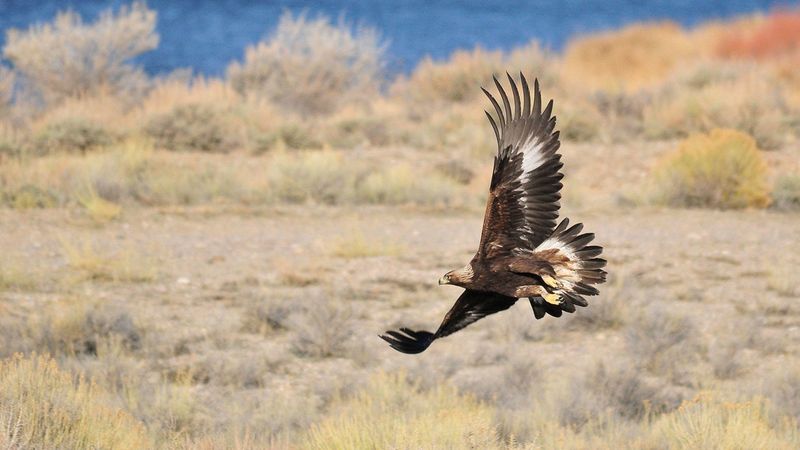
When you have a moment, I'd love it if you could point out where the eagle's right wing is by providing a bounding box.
[380,289,517,354]
[477,74,564,259]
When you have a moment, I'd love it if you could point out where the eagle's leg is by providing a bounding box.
[514,285,548,298]
[515,285,561,305]
[541,274,560,289]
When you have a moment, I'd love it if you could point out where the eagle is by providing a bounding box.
[380,73,606,354]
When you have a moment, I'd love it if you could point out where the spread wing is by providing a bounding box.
[477,73,563,259]
[379,289,517,354]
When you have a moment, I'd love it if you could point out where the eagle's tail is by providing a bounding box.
[529,218,606,319]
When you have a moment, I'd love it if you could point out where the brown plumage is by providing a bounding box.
[380,73,606,354]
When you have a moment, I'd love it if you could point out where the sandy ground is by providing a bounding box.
[2,205,798,428]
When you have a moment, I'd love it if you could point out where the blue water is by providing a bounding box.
[0,0,797,76]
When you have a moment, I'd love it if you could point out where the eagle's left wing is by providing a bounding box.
[380,289,517,354]
[476,73,564,259]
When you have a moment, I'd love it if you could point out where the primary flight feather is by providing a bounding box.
[380,73,607,354]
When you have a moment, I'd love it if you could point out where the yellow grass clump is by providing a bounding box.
[653,129,770,209]
[563,22,702,92]
[60,237,158,283]
[647,394,799,449]
[303,372,502,449]
[0,354,151,449]
[328,230,404,259]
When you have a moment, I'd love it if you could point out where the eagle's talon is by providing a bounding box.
[543,293,561,305]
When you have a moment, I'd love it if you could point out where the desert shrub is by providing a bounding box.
[761,361,800,420]
[647,395,800,449]
[266,151,360,204]
[2,1,157,104]
[145,104,238,152]
[34,297,142,356]
[273,123,323,150]
[397,48,505,104]
[228,11,385,115]
[303,372,501,449]
[643,67,792,148]
[394,43,555,106]
[1,185,58,209]
[563,22,700,91]
[241,296,294,335]
[716,10,800,59]
[289,297,353,358]
[33,118,114,155]
[566,274,629,331]
[0,65,13,113]
[559,360,678,428]
[356,164,460,206]
[653,129,770,209]
[772,173,800,211]
[0,354,151,449]
[625,305,704,383]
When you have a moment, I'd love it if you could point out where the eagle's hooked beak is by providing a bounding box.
[439,274,450,285]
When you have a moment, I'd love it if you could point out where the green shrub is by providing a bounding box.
[653,129,770,209]
[33,118,114,154]
[228,11,385,115]
[772,173,800,211]
[145,104,237,153]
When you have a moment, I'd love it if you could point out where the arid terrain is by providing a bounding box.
[2,2,800,448]
[1,142,799,447]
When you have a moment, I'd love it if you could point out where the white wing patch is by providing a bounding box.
[513,136,546,240]
[534,235,577,263]
[520,137,546,180]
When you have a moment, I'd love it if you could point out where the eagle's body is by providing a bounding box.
[381,74,606,354]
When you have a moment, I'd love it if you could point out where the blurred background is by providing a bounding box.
[0,0,799,448]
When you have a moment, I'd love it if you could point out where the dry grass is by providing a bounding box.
[303,372,501,449]
[0,354,151,449]
[652,129,770,209]
[327,230,404,259]
[647,394,799,449]
[60,237,158,283]
[31,296,142,357]
[76,185,123,223]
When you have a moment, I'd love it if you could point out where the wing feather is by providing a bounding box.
[380,290,517,354]
[477,73,564,259]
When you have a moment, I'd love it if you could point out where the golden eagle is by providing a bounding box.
[380,73,606,354]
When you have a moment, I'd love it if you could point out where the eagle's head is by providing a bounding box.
[439,265,474,286]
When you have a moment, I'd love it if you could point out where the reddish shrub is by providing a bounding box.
[716,10,800,59]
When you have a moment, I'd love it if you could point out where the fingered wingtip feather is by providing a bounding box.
[493,75,513,121]
[507,72,521,120]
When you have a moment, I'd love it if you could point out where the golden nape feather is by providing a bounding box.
[381,73,606,354]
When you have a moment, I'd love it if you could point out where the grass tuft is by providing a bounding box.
[0,354,151,449]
